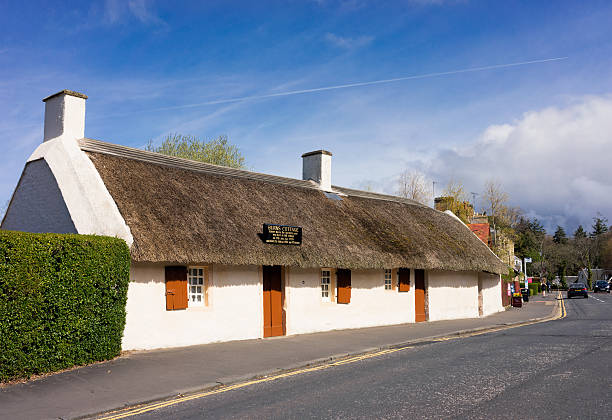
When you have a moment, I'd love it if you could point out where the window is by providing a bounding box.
[321,269,331,302]
[384,269,393,290]
[188,266,207,307]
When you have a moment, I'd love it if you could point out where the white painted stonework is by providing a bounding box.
[122,264,420,350]
[123,263,262,350]
[2,90,133,245]
[427,270,480,321]
[285,267,415,334]
[43,93,86,142]
[479,272,503,316]
[302,151,332,191]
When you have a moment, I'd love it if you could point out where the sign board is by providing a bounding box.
[528,277,533,284]
[524,257,532,263]
[263,224,302,245]
[507,283,511,296]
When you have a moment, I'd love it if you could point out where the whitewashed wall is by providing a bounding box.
[479,272,503,316]
[122,263,262,350]
[428,270,479,321]
[285,267,415,335]
[1,159,76,233]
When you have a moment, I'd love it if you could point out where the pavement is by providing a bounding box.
[0,293,560,420]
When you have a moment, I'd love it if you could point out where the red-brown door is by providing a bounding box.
[415,269,426,322]
[165,266,188,311]
[263,265,284,337]
[336,269,351,304]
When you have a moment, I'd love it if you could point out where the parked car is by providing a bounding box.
[567,283,588,299]
[593,280,610,293]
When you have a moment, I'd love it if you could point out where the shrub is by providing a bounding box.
[0,231,130,382]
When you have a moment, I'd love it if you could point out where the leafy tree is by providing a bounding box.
[553,226,568,244]
[514,217,545,260]
[146,134,246,169]
[574,225,587,239]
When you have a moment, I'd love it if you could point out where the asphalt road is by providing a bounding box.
[105,293,612,420]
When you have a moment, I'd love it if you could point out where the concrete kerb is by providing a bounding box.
[86,298,562,420]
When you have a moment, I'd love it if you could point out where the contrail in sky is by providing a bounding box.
[108,56,569,116]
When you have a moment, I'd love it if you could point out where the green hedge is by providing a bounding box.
[0,230,130,382]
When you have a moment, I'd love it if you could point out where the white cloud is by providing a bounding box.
[325,33,374,49]
[423,95,612,232]
[103,0,165,25]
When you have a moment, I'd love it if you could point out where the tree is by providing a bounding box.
[574,225,587,239]
[397,170,431,205]
[483,179,509,246]
[514,217,545,260]
[591,214,609,237]
[437,179,473,223]
[553,226,568,244]
[146,134,246,169]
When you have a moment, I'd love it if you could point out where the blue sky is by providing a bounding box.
[1,0,612,233]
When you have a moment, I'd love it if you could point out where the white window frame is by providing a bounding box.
[187,266,207,307]
[384,269,393,290]
[321,269,331,302]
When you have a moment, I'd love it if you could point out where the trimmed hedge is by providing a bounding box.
[0,230,130,382]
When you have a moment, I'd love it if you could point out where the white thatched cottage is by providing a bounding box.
[2,90,506,350]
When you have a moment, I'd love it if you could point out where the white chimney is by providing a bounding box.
[302,150,332,191]
[42,90,87,142]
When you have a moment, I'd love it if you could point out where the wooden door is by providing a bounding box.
[415,269,426,322]
[336,269,351,304]
[398,268,410,292]
[165,266,188,310]
[263,265,284,337]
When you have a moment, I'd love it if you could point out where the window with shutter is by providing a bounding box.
[398,268,410,292]
[165,266,188,310]
[336,269,351,304]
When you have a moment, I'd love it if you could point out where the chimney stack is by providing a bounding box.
[301,150,332,191]
[42,90,87,142]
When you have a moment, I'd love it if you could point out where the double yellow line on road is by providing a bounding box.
[96,347,410,420]
[97,296,567,420]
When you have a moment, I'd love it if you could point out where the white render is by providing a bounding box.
[479,272,503,316]
[123,263,263,350]
[302,151,332,191]
[123,264,422,350]
[1,91,133,245]
[285,267,415,334]
[43,92,86,142]
[1,159,76,233]
[427,270,480,321]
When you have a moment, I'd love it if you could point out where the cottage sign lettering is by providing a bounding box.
[263,224,302,245]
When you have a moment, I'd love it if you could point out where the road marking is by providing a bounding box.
[96,296,566,420]
[590,295,605,303]
[96,347,411,420]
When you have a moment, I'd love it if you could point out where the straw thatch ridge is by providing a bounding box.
[85,147,506,274]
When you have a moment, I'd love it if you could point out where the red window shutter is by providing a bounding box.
[336,269,351,304]
[398,268,410,292]
[165,266,188,310]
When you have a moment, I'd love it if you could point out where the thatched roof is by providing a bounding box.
[80,138,506,274]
